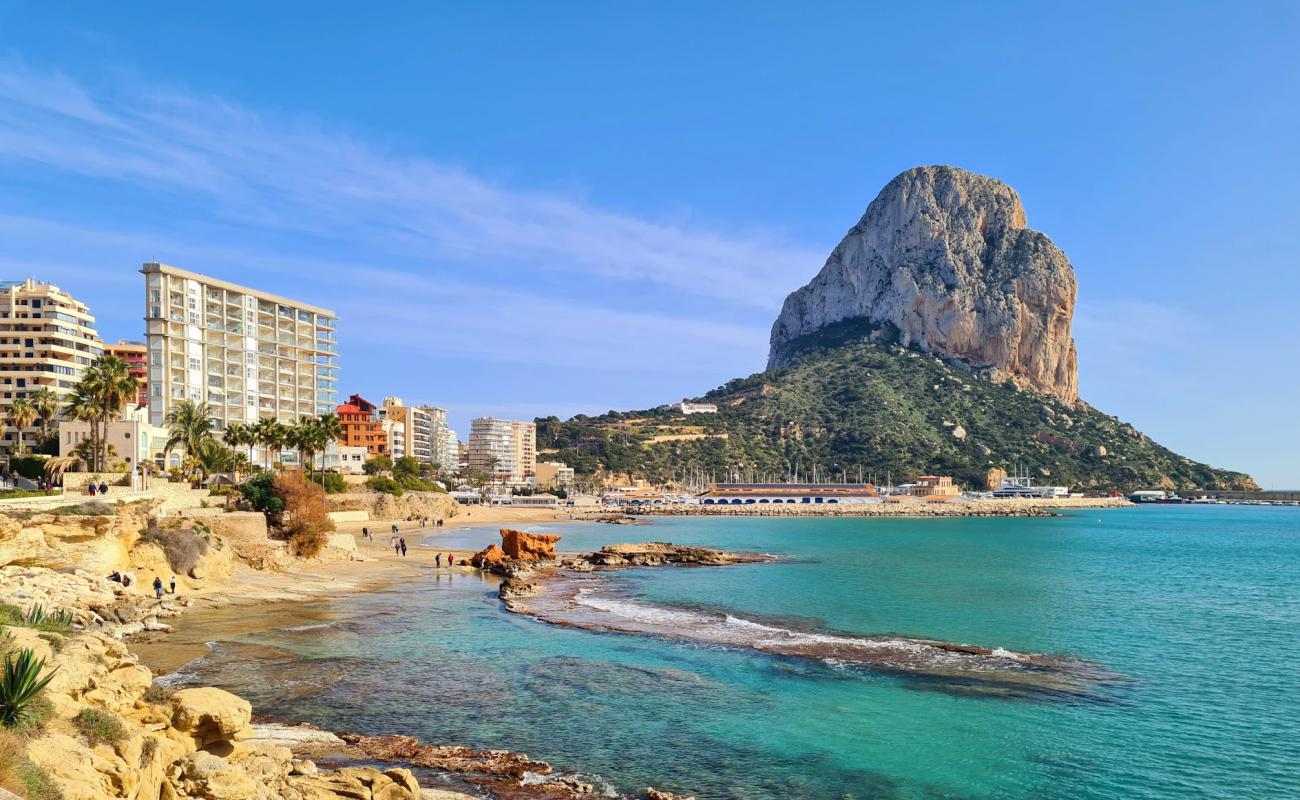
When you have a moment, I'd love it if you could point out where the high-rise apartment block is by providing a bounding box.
[0,279,104,453]
[142,263,338,429]
[468,417,536,486]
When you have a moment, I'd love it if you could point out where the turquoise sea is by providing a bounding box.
[169,507,1299,798]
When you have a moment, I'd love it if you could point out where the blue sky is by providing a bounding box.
[0,2,1296,487]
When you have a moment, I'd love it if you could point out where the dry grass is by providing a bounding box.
[274,472,335,558]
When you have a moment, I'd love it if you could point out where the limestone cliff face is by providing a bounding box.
[768,166,1080,404]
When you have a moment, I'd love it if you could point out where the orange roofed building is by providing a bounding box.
[336,393,389,457]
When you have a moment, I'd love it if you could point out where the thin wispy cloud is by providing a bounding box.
[0,62,819,309]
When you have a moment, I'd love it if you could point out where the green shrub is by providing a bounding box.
[0,606,72,635]
[306,471,347,494]
[365,476,403,496]
[138,735,159,768]
[72,707,127,746]
[0,648,58,728]
[0,728,64,800]
[7,456,46,481]
[49,501,114,516]
[139,525,209,575]
[142,683,173,705]
[239,472,284,519]
[362,456,392,475]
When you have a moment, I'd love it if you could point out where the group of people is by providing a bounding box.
[107,571,176,600]
[356,515,479,569]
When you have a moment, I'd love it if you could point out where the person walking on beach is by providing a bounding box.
[169,575,176,594]
[399,537,407,557]
[362,526,369,541]
[435,553,442,567]
[391,523,398,535]
[153,576,164,600]
[393,538,401,556]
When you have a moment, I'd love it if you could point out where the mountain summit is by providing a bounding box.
[769,166,1079,404]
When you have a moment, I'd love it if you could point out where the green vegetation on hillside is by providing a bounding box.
[536,338,1255,493]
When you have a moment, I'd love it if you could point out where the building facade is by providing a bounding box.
[0,279,104,454]
[678,401,718,414]
[468,417,536,486]
[535,461,574,489]
[336,394,388,457]
[438,426,460,476]
[142,263,339,431]
[381,398,433,464]
[909,475,960,497]
[107,340,148,410]
[59,404,168,474]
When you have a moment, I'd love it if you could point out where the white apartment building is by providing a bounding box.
[438,426,459,475]
[142,263,339,432]
[678,401,718,415]
[468,417,536,486]
[383,418,406,460]
[0,279,104,453]
[381,397,435,464]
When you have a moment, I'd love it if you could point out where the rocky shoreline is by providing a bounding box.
[0,506,696,800]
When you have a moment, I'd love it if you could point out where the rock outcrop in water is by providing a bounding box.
[501,528,561,560]
[768,165,1080,404]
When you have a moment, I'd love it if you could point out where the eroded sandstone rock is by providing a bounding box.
[500,529,561,560]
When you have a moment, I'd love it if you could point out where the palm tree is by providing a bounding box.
[7,399,37,456]
[63,384,100,471]
[164,400,216,476]
[43,454,84,485]
[315,413,342,474]
[87,356,139,471]
[30,387,59,447]
[288,417,324,473]
[252,417,287,470]
[193,438,234,479]
[224,421,256,472]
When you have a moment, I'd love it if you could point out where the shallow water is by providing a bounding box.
[158,507,1300,798]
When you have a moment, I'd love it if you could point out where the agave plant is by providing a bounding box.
[0,648,58,727]
[23,606,73,629]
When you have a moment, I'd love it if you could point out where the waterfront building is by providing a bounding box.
[698,483,881,505]
[335,394,388,457]
[678,401,718,415]
[468,417,536,486]
[536,461,574,489]
[141,262,339,431]
[58,404,168,474]
[107,340,149,410]
[437,425,460,476]
[380,397,438,464]
[0,279,104,454]
[909,475,959,498]
[384,418,406,460]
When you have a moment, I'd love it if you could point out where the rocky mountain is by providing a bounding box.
[537,335,1256,492]
[535,165,1256,492]
[769,166,1079,404]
